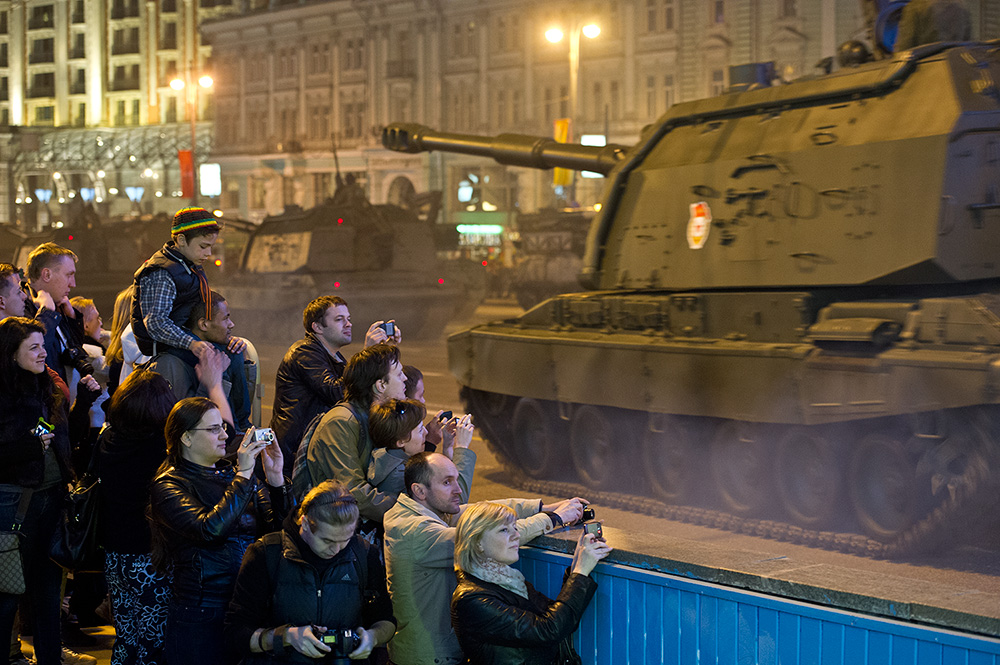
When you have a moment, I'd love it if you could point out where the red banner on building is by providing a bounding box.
[178,150,195,199]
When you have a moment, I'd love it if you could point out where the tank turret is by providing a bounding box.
[383,42,1000,557]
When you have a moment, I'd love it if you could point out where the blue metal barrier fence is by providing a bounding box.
[518,548,1000,664]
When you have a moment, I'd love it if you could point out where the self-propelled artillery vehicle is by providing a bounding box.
[383,41,1000,556]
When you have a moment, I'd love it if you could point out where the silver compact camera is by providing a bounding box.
[253,428,275,444]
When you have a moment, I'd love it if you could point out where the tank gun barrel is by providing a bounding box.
[382,123,629,176]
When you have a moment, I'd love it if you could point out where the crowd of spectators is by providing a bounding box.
[0,206,611,665]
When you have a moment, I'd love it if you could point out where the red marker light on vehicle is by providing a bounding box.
[68,235,74,241]
[334,281,341,288]
[337,218,344,224]
[438,278,445,284]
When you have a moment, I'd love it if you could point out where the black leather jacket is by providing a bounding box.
[451,569,597,665]
[149,457,291,608]
[269,334,345,473]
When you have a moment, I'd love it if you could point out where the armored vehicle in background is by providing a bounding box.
[219,195,460,344]
[7,190,459,345]
[383,41,1000,556]
[510,208,593,310]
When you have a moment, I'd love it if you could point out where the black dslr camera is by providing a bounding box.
[60,346,94,377]
[314,627,361,663]
[581,503,595,522]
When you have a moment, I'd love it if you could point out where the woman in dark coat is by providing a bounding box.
[96,369,175,665]
[451,501,612,665]
[149,396,289,665]
[0,316,97,665]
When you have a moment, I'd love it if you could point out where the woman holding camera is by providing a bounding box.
[451,502,612,665]
[149,397,289,665]
[225,479,396,663]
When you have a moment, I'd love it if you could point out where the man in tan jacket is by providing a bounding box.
[383,451,586,665]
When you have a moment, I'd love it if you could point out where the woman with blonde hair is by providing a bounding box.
[451,501,611,665]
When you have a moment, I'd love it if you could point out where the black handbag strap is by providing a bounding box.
[11,489,33,533]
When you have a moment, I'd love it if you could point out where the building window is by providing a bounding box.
[779,0,797,18]
[592,81,603,122]
[35,105,54,124]
[512,89,522,125]
[131,99,140,125]
[647,0,657,32]
[0,11,7,34]
[559,85,568,118]
[710,69,725,95]
[712,0,725,24]
[162,22,177,49]
[665,0,675,29]
[75,102,85,127]
[115,100,126,126]
[166,97,177,123]
[30,38,54,64]
[28,5,54,30]
[610,81,620,120]
[646,76,656,118]
[495,89,506,127]
[664,74,675,109]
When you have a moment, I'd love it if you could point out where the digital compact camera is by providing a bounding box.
[379,321,395,337]
[253,428,275,444]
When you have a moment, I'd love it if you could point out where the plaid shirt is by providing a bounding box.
[138,269,199,351]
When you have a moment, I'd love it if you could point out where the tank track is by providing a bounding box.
[472,399,999,559]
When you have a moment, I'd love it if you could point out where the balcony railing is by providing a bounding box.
[0,89,7,102]
[72,11,86,23]
[112,41,140,55]
[70,82,86,95]
[28,85,55,98]
[386,60,415,78]
[160,36,177,50]
[29,51,54,64]
[111,5,140,19]
[110,77,139,91]
[27,16,54,30]
[69,47,86,60]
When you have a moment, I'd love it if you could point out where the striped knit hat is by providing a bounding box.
[171,207,220,235]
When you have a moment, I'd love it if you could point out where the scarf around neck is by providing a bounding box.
[469,558,528,599]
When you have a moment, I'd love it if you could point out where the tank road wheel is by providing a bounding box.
[467,389,514,457]
[848,431,917,542]
[569,406,629,491]
[710,421,773,516]
[775,427,843,528]
[641,415,695,504]
[510,398,560,479]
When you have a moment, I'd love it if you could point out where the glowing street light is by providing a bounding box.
[171,73,214,204]
[545,20,600,194]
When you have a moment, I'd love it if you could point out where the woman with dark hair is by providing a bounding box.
[225,480,396,663]
[149,397,289,665]
[96,369,176,665]
[451,502,612,665]
[0,317,91,665]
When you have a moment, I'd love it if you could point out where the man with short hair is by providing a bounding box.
[146,290,252,432]
[270,295,400,475]
[0,263,28,319]
[23,243,89,381]
[131,206,221,358]
[292,344,407,521]
[383,452,586,665]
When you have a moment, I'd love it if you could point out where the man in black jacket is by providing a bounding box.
[225,480,396,663]
[270,295,400,475]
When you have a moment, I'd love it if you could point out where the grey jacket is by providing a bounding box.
[384,448,554,665]
[367,447,409,496]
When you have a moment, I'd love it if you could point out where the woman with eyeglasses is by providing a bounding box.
[149,396,290,665]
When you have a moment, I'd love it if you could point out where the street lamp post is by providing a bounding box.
[171,73,213,205]
[546,21,600,198]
